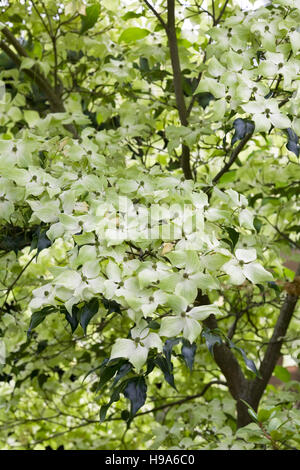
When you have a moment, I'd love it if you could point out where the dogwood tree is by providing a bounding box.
[0,0,299,450]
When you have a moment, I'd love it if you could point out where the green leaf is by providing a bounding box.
[80,5,100,34]
[219,170,237,184]
[119,27,150,43]
[240,399,258,423]
[248,408,259,423]
[257,408,273,423]
[121,12,143,20]
[38,373,49,388]
[253,217,262,233]
[24,110,40,127]
[273,365,291,383]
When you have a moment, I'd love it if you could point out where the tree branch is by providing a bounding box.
[250,264,300,409]
[263,218,300,250]
[142,0,167,30]
[0,27,77,136]
[166,0,193,179]
[211,0,216,25]
[203,313,249,401]
[166,0,187,127]
[215,0,229,24]
[211,131,254,185]
[196,292,248,402]
[135,380,226,417]
[0,37,64,113]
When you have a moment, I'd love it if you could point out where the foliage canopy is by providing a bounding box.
[0,0,299,450]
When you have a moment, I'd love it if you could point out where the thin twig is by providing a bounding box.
[0,253,36,313]
[142,0,167,29]
[211,131,254,186]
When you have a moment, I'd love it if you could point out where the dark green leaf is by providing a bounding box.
[100,381,128,422]
[147,320,160,330]
[181,341,197,371]
[286,128,299,157]
[31,226,51,256]
[195,92,215,109]
[65,305,80,333]
[253,217,262,233]
[102,298,122,315]
[139,57,150,72]
[225,227,239,250]
[83,358,108,383]
[124,377,147,416]
[229,341,261,378]
[202,329,223,358]
[80,298,99,334]
[100,404,110,422]
[182,76,198,96]
[30,369,39,380]
[36,340,48,354]
[38,373,49,388]
[97,363,120,392]
[27,306,55,337]
[221,238,233,248]
[163,338,181,365]
[268,281,281,294]
[121,410,130,421]
[37,229,51,254]
[112,362,132,387]
[231,118,254,145]
[155,355,176,389]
